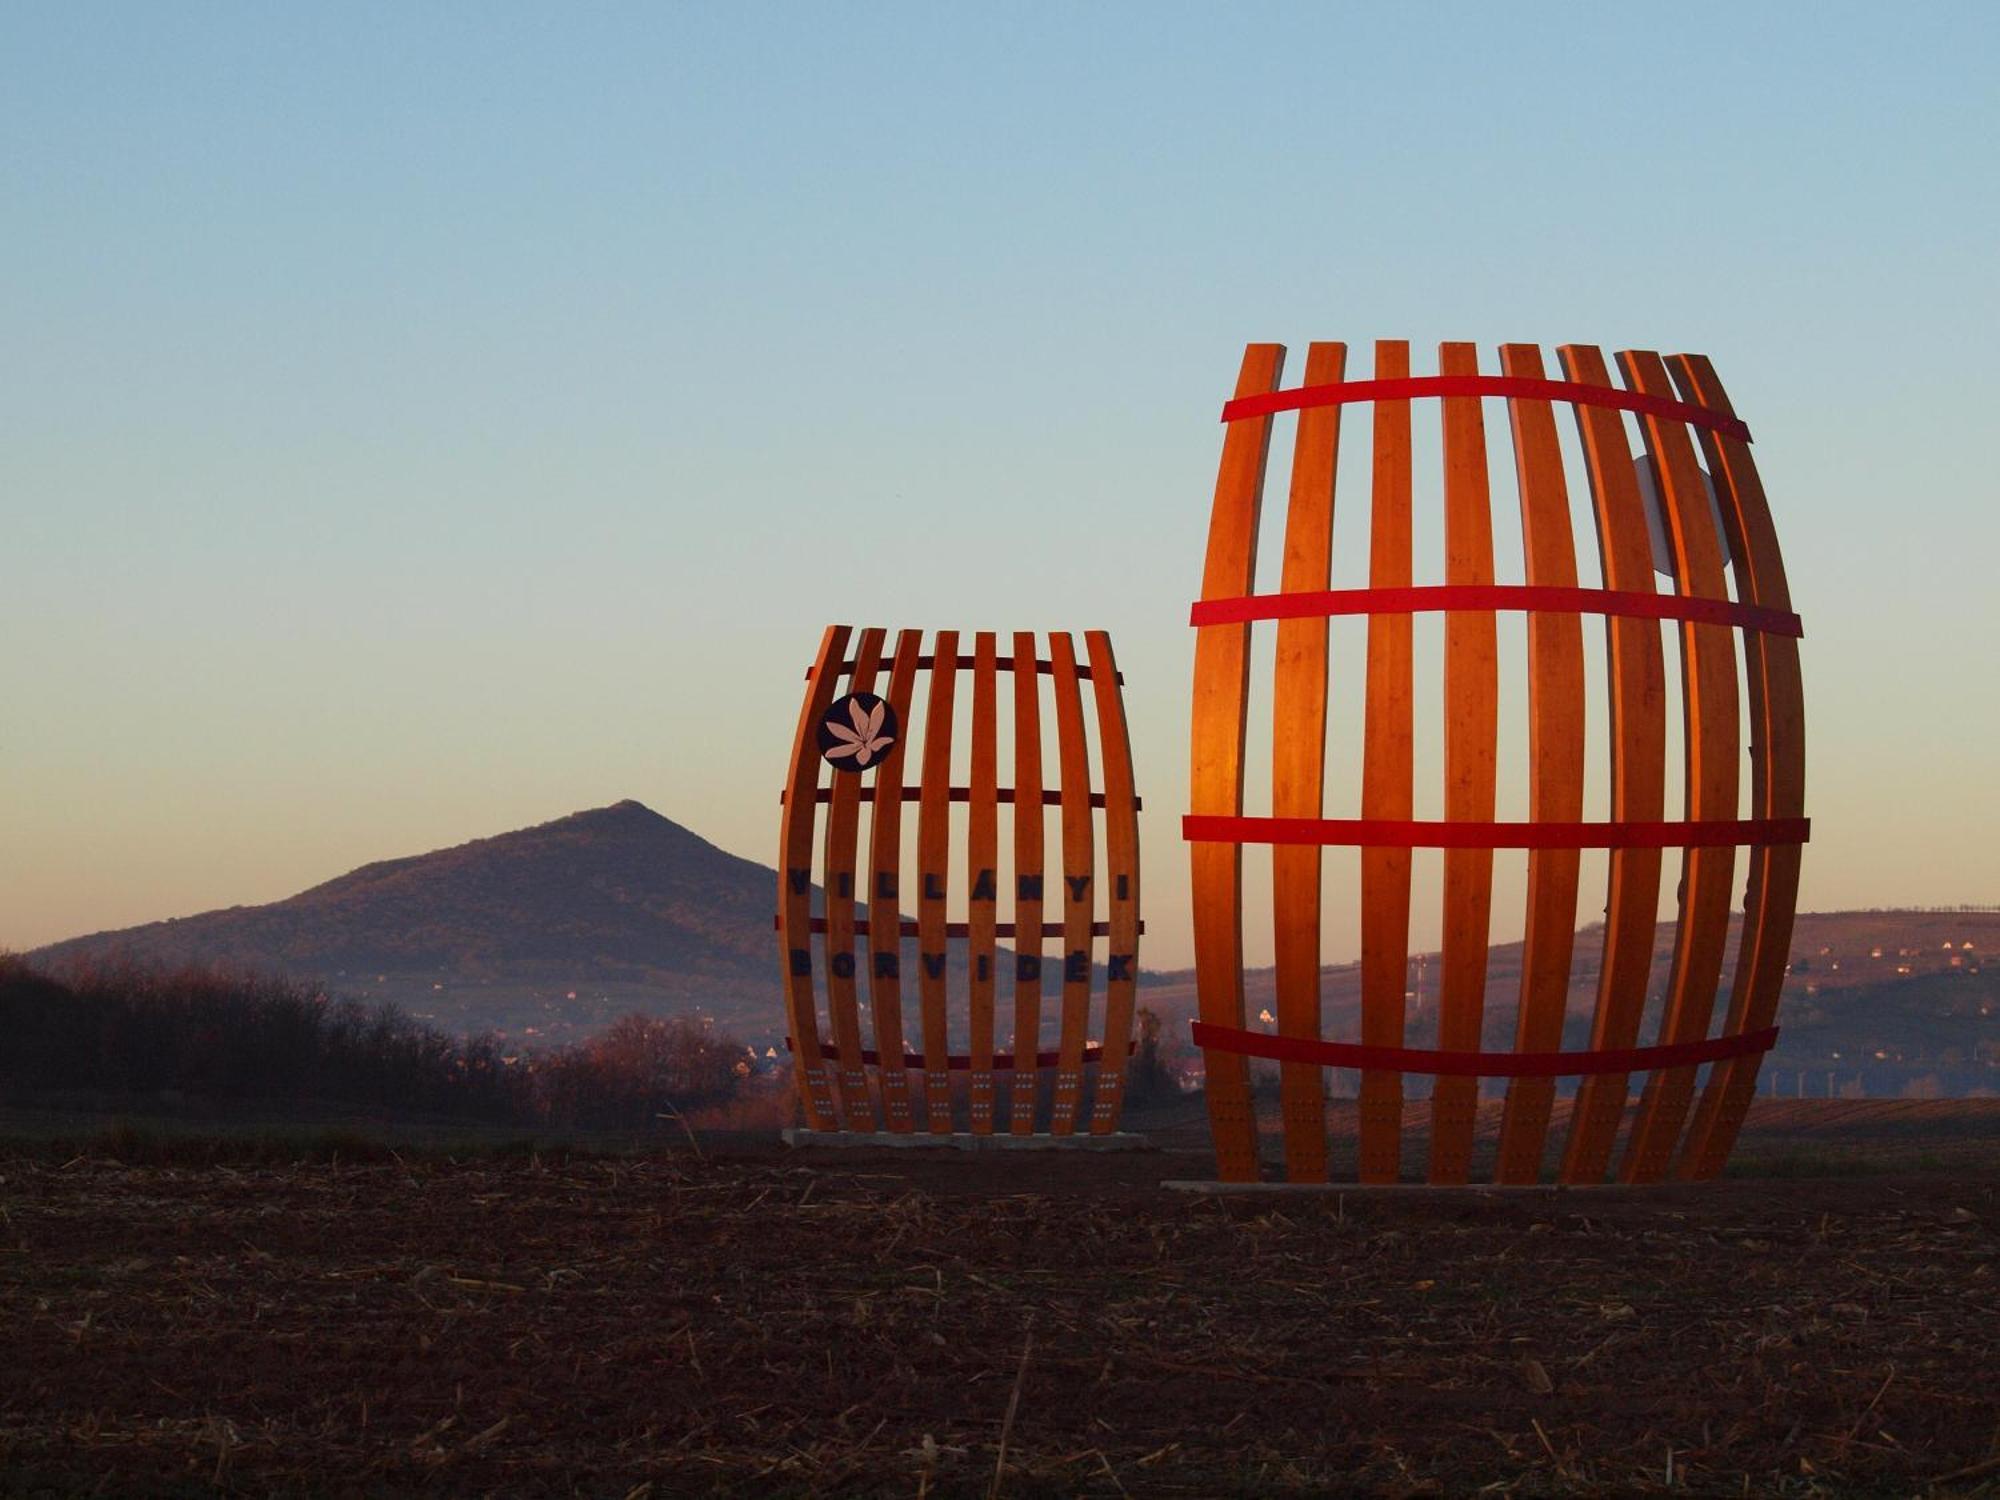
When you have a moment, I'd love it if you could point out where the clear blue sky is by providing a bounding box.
[3,3,1995,966]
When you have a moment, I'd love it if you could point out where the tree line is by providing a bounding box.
[0,955,752,1130]
[0,955,1187,1129]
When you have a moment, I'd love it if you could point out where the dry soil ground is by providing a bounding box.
[1,1101,1997,1497]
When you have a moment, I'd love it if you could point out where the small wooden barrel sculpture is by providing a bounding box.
[778,626,1142,1136]
[1189,340,1806,1184]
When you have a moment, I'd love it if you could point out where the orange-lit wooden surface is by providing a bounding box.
[916,631,959,1135]
[1617,351,1741,1183]
[1670,354,1804,1180]
[1357,340,1415,1185]
[1270,341,1346,1181]
[965,632,1001,1134]
[1555,344,1667,1183]
[783,625,1144,1142]
[1186,339,1798,1186]
[1085,630,1141,1134]
[1493,346,1585,1183]
[1048,632,1095,1135]
[1429,341,1499,1185]
[778,625,850,1130]
[822,627,885,1131]
[1190,343,1287,1181]
[1009,631,1046,1134]
[865,629,922,1132]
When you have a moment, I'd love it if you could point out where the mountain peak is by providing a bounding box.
[567,798,667,827]
[30,801,780,1019]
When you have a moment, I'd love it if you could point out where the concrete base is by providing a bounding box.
[783,1128,1153,1152]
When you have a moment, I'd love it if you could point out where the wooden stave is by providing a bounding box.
[1493,346,1587,1184]
[1615,351,1742,1183]
[822,627,887,1130]
[1009,630,1047,1134]
[1357,340,1416,1185]
[966,632,1001,1134]
[779,624,852,1130]
[1667,354,1805,1180]
[1085,630,1142,1134]
[1048,631,1096,1134]
[1270,341,1347,1182]
[1553,345,1669,1183]
[1190,344,1288,1181]
[916,632,960,1134]
[1428,341,1500,1186]
[864,629,924,1133]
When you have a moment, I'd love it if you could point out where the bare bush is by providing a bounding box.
[1124,1005,1185,1105]
[0,955,750,1132]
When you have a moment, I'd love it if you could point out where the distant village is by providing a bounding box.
[384,908,2000,1102]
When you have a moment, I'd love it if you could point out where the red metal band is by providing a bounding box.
[773,915,1145,940]
[1190,1021,1779,1077]
[1221,373,1752,444]
[1190,584,1801,639]
[787,1037,1135,1070]
[811,655,1123,684]
[783,785,1142,810]
[1182,815,1810,849]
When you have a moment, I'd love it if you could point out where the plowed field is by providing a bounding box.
[2,1102,1997,1496]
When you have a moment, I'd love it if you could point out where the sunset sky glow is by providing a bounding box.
[3,3,1995,967]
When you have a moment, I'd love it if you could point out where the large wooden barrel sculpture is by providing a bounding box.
[779,626,1142,1136]
[1188,341,1806,1184]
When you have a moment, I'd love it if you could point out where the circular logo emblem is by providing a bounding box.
[817,692,899,771]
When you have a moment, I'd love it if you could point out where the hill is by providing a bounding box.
[29,805,1999,1093]
[30,801,781,1045]
[1140,908,2000,1099]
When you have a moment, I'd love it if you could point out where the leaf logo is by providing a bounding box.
[817,692,898,771]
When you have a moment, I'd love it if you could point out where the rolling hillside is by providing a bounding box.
[1140,909,2000,1098]
[30,801,781,1044]
[27,804,1999,1091]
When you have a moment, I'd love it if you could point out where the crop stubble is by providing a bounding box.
[0,1138,1996,1496]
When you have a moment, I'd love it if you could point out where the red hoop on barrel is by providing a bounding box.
[1190,1022,1779,1078]
[1189,583,1801,638]
[1221,373,1753,444]
[1182,815,1811,850]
